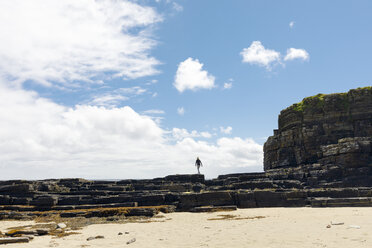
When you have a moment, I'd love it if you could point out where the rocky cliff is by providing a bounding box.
[264,87,372,169]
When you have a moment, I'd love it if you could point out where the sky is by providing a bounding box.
[0,0,371,180]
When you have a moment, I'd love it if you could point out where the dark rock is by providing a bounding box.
[165,174,205,183]
[236,192,256,208]
[125,208,158,217]
[73,202,137,210]
[232,180,275,190]
[58,196,81,205]
[204,179,224,187]
[30,195,58,207]
[0,196,11,205]
[126,238,136,245]
[311,197,372,207]
[254,190,307,207]
[60,212,82,218]
[307,188,359,198]
[0,184,33,194]
[87,235,104,241]
[218,173,264,180]
[164,193,180,204]
[191,183,204,193]
[178,191,234,210]
[160,183,193,192]
[12,197,31,205]
[0,237,30,244]
[36,229,49,235]
[135,194,165,206]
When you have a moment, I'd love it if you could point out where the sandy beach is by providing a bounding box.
[1,207,372,248]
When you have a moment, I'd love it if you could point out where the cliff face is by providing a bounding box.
[264,87,372,171]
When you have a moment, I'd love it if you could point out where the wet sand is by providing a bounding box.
[1,207,372,248]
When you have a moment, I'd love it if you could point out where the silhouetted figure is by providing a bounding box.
[195,157,203,174]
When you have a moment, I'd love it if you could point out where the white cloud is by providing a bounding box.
[172,2,183,12]
[89,87,147,107]
[174,58,216,92]
[223,78,233,89]
[142,109,165,115]
[241,41,310,68]
[172,128,212,140]
[224,83,232,89]
[0,85,263,179]
[220,126,232,134]
[177,107,185,115]
[117,87,147,96]
[289,21,295,28]
[90,94,129,107]
[0,0,162,87]
[240,41,281,69]
[284,48,309,61]
[146,79,158,85]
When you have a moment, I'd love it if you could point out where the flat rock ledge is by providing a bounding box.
[1,173,372,221]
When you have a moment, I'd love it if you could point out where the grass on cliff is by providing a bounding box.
[290,92,349,113]
[291,93,326,112]
[290,86,372,113]
[356,86,372,90]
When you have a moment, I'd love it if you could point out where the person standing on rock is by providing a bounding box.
[195,157,203,174]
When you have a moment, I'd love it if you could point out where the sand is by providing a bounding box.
[1,207,372,248]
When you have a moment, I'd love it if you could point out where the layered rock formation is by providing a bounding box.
[2,172,372,221]
[0,173,372,220]
[264,87,372,187]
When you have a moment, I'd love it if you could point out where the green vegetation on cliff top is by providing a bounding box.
[289,86,372,113]
[291,93,326,112]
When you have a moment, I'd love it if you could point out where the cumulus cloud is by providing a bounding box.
[177,107,185,115]
[220,126,232,134]
[174,58,216,92]
[0,0,162,87]
[284,48,310,61]
[241,41,310,69]
[0,85,263,179]
[240,41,281,69]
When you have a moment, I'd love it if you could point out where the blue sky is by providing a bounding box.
[0,0,371,179]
